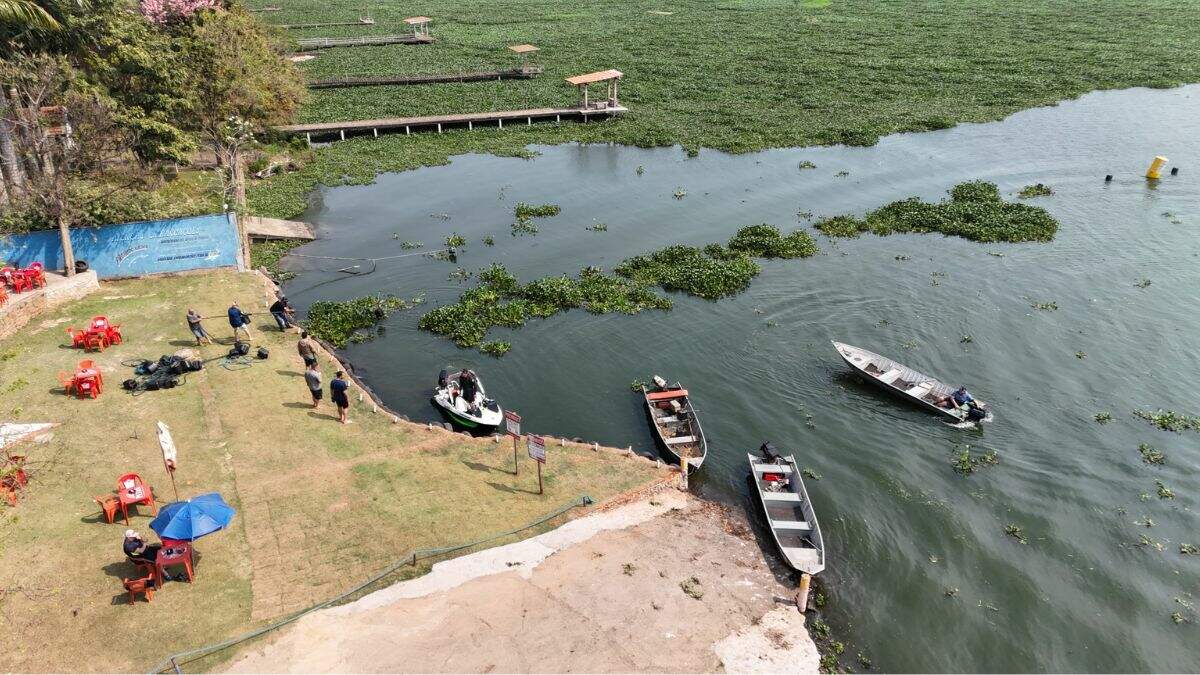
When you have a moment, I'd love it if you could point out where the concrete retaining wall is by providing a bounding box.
[0,271,99,340]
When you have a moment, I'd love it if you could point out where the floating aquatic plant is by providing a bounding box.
[615,245,761,300]
[399,240,422,249]
[834,170,849,177]
[306,295,418,348]
[479,341,511,357]
[802,468,822,480]
[1031,301,1058,311]
[672,188,687,200]
[953,445,998,475]
[1075,351,1087,359]
[514,202,561,219]
[1134,409,1200,433]
[1138,443,1165,464]
[445,233,467,248]
[1018,183,1053,198]
[511,218,538,236]
[587,222,608,232]
[482,235,495,246]
[630,378,647,391]
[1094,412,1112,424]
[636,165,645,176]
[960,334,974,343]
[1004,524,1027,544]
[1181,544,1198,555]
[798,160,817,170]
[1135,278,1152,289]
[1172,612,1187,625]
[797,210,814,220]
[1156,480,1175,500]
[726,224,819,259]
[814,181,1058,243]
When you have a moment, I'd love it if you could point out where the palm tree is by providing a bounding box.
[0,0,61,32]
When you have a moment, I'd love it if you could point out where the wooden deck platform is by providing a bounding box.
[308,67,542,89]
[243,216,315,241]
[294,34,434,50]
[274,105,628,143]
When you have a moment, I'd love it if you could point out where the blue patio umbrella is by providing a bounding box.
[149,492,236,541]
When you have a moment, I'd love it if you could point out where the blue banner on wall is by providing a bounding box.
[0,213,243,279]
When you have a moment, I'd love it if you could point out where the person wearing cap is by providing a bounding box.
[270,296,296,331]
[122,529,161,566]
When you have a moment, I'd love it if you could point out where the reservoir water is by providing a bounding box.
[282,85,1200,672]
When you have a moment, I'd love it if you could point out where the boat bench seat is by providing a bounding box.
[771,520,811,531]
[665,435,695,445]
[754,464,793,474]
[761,492,801,501]
[879,368,903,384]
[656,415,680,423]
[905,381,934,396]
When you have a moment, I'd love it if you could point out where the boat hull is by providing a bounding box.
[832,341,986,422]
[748,451,825,575]
[642,384,707,473]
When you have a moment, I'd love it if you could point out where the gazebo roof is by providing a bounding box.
[565,69,623,86]
[508,44,539,54]
[403,16,431,24]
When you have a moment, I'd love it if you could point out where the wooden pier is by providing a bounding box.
[307,66,542,89]
[294,34,434,50]
[280,18,375,29]
[274,105,627,144]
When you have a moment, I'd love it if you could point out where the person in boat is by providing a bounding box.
[938,386,974,409]
[459,370,479,413]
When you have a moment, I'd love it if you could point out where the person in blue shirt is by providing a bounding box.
[938,386,974,409]
[330,370,350,424]
[228,302,253,341]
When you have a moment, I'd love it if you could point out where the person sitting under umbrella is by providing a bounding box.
[123,529,160,566]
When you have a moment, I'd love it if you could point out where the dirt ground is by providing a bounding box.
[227,492,818,673]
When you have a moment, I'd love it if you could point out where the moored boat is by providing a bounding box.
[432,368,503,431]
[832,341,991,423]
[641,375,707,472]
[748,442,824,574]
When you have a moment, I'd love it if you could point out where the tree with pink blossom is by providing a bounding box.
[139,0,219,24]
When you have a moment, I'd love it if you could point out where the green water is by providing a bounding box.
[283,85,1200,671]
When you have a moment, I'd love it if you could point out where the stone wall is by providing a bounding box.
[0,271,99,340]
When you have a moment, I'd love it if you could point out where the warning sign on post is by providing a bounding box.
[527,434,546,463]
[505,410,521,437]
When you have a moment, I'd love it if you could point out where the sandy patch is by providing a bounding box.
[227,494,817,673]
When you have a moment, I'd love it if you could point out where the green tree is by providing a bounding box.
[177,7,304,259]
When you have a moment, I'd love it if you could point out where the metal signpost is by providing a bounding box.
[527,434,546,494]
[505,410,522,475]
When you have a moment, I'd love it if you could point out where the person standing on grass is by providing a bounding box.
[270,296,296,331]
[297,331,318,368]
[228,302,252,341]
[186,309,212,346]
[331,370,350,424]
[304,361,323,409]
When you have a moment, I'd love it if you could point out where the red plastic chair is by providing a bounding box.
[105,324,122,345]
[57,371,75,396]
[83,331,108,352]
[0,285,7,306]
[66,327,87,349]
[24,268,44,289]
[91,316,110,331]
[0,267,13,287]
[122,576,155,604]
[74,375,99,399]
[10,271,29,294]
[115,473,155,524]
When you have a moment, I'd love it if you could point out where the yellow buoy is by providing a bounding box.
[1146,155,1169,180]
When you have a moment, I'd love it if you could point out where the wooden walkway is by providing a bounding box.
[274,105,628,143]
[308,67,542,89]
[280,20,375,29]
[295,34,434,50]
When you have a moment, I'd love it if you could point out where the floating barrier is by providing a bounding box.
[1146,155,1169,180]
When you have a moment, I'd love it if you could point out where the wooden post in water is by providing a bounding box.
[679,447,688,491]
[796,573,812,613]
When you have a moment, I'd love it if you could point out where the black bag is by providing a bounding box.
[234,341,250,356]
[186,359,204,372]
[122,378,138,391]
[256,346,269,360]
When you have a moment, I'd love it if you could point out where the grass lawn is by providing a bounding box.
[248,0,1200,218]
[0,269,663,672]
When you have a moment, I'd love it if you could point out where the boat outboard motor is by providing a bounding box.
[652,375,668,390]
[760,441,782,464]
[438,368,450,388]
